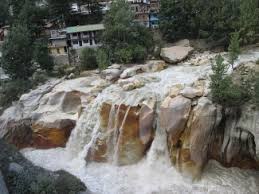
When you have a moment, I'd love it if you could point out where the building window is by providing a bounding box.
[72,40,78,45]
[83,32,88,36]
[64,47,67,53]
[83,39,89,44]
[72,33,77,37]
[57,48,60,54]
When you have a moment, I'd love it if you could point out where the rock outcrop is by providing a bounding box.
[160,40,194,64]
[87,98,156,165]
[0,77,109,149]
[160,90,259,178]
[0,139,89,194]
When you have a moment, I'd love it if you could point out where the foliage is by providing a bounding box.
[239,0,259,44]
[102,0,153,64]
[210,55,250,107]
[80,48,98,70]
[0,79,31,108]
[159,0,259,45]
[1,24,33,79]
[33,39,54,71]
[96,48,109,70]
[17,0,47,39]
[228,32,241,68]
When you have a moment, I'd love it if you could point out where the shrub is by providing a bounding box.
[96,48,109,70]
[0,79,31,108]
[79,48,98,71]
[210,55,250,107]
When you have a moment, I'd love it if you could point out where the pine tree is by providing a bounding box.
[2,24,33,79]
[228,32,241,69]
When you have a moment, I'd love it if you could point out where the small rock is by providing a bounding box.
[108,64,121,70]
[9,162,24,173]
[181,87,203,99]
[120,66,143,79]
[101,69,122,81]
[142,60,167,72]
[168,84,184,98]
[0,171,8,194]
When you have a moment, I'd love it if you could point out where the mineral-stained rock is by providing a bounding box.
[0,77,108,150]
[162,96,259,178]
[87,98,156,165]
[160,96,192,144]
[31,119,75,149]
[168,84,184,98]
[209,108,258,170]
[160,46,194,64]
[142,60,167,72]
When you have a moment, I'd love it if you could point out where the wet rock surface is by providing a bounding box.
[87,99,156,165]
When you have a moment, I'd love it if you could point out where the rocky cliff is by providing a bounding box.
[0,46,259,182]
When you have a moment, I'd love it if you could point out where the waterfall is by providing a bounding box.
[22,49,259,194]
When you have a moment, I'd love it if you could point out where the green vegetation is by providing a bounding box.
[254,74,259,106]
[2,24,33,79]
[80,48,98,71]
[101,0,153,64]
[160,0,259,45]
[228,32,241,69]
[210,55,250,107]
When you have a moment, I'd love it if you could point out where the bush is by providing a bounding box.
[96,48,109,70]
[210,55,250,107]
[79,48,98,71]
[0,79,31,108]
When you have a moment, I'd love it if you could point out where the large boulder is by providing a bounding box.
[0,77,108,149]
[0,139,89,194]
[160,94,259,179]
[209,108,258,170]
[87,98,156,165]
[160,96,192,144]
[160,44,194,64]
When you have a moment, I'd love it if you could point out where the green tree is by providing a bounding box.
[228,32,241,69]
[2,24,33,79]
[102,0,153,64]
[210,55,249,107]
[80,48,97,70]
[239,0,259,44]
[17,0,47,39]
[33,39,54,71]
[96,48,109,70]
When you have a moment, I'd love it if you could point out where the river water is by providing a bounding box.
[22,49,259,194]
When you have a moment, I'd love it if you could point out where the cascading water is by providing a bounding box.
[22,49,259,194]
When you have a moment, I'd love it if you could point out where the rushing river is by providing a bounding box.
[22,49,259,194]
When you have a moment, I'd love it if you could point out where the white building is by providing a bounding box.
[66,24,105,49]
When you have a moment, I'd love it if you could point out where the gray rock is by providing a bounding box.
[0,170,9,194]
[9,163,24,173]
[160,46,194,64]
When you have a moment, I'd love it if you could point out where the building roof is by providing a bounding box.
[65,24,105,34]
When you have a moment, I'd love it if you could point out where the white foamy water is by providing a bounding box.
[22,49,259,194]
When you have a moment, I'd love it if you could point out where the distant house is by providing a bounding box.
[66,24,104,49]
[48,29,68,55]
